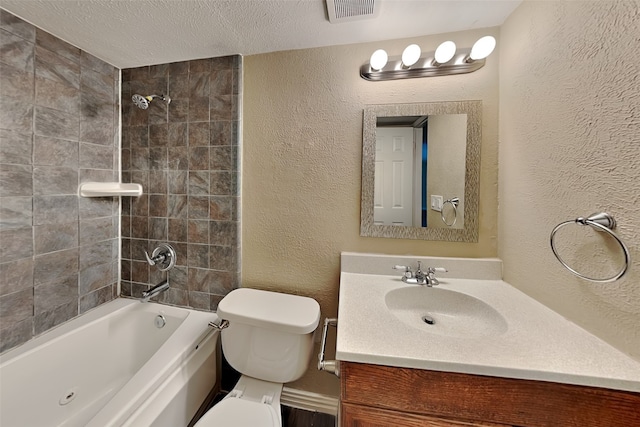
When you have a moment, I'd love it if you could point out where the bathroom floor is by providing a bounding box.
[281,405,336,427]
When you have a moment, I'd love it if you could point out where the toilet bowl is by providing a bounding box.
[194,288,320,427]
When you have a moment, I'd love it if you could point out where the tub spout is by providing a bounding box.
[141,279,169,303]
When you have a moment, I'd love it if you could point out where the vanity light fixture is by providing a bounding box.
[401,44,421,68]
[434,41,456,65]
[467,35,496,62]
[369,49,388,71]
[360,36,496,81]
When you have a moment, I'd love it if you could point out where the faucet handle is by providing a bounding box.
[393,265,413,279]
[428,267,448,274]
[144,250,163,266]
[143,244,176,272]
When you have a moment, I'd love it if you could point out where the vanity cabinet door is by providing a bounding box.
[340,361,640,427]
[342,402,506,427]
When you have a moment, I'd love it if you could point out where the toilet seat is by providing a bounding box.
[195,397,280,427]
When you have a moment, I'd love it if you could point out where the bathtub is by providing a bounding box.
[0,298,219,427]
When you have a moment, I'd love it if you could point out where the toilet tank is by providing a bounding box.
[217,288,321,383]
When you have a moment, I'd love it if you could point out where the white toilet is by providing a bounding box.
[195,288,321,427]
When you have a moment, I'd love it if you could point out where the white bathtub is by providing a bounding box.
[0,298,219,427]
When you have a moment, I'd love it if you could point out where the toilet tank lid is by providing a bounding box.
[217,288,321,334]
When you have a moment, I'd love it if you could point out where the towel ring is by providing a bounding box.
[441,197,459,227]
[550,212,630,283]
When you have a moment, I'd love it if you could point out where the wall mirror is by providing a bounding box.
[360,100,481,242]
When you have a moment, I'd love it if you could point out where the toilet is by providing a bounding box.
[195,288,321,427]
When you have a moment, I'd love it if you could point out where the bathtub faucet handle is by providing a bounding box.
[144,244,176,272]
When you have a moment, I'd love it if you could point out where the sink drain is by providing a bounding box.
[422,315,435,325]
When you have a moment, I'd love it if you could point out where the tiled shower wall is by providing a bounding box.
[0,10,119,353]
[120,56,241,310]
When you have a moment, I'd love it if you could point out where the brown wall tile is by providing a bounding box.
[0,196,32,229]
[0,11,36,43]
[34,221,78,254]
[35,75,79,115]
[79,216,114,245]
[33,136,78,167]
[35,45,80,88]
[80,239,115,271]
[34,300,77,335]
[0,129,32,164]
[33,166,78,195]
[0,258,33,296]
[35,105,79,140]
[33,195,78,225]
[121,55,241,311]
[79,284,114,314]
[0,227,33,262]
[1,29,34,72]
[0,164,32,196]
[0,288,34,324]
[79,142,114,169]
[33,248,79,286]
[0,99,33,133]
[0,10,119,353]
[35,28,80,64]
[1,62,35,101]
[34,274,78,313]
[0,317,32,353]
[79,262,114,295]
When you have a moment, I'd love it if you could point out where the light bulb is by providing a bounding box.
[434,41,456,64]
[470,36,496,60]
[369,49,388,71]
[401,44,421,67]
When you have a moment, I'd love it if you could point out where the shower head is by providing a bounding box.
[132,94,171,110]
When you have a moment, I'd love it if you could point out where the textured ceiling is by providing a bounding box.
[1,0,521,69]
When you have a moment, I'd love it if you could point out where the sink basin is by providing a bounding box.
[385,287,508,338]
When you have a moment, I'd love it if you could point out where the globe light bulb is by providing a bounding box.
[434,41,456,64]
[470,36,496,60]
[369,49,388,71]
[401,44,421,67]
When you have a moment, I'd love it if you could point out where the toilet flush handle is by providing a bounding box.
[208,319,229,330]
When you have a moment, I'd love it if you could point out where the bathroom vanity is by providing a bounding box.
[340,362,640,426]
[336,253,640,427]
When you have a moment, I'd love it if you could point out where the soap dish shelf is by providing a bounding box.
[79,182,143,198]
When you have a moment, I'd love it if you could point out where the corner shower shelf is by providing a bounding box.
[79,182,143,198]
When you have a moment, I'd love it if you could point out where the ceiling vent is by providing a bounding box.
[326,0,380,23]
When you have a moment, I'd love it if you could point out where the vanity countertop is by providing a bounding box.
[336,252,640,393]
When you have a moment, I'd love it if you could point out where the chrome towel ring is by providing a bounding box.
[550,212,630,283]
[441,197,459,227]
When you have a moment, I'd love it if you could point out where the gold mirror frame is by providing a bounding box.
[360,100,481,242]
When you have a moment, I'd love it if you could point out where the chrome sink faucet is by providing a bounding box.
[393,262,447,286]
[424,267,448,286]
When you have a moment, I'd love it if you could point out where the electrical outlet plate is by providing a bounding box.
[431,195,443,212]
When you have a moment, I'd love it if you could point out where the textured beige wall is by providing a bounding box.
[499,1,640,360]
[243,28,500,394]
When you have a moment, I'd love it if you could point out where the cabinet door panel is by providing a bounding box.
[341,362,640,427]
[341,402,507,427]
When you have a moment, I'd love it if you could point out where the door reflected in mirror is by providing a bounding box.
[361,101,481,242]
[374,114,466,229]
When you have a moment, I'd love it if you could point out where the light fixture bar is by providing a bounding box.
[360,51,485,81]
